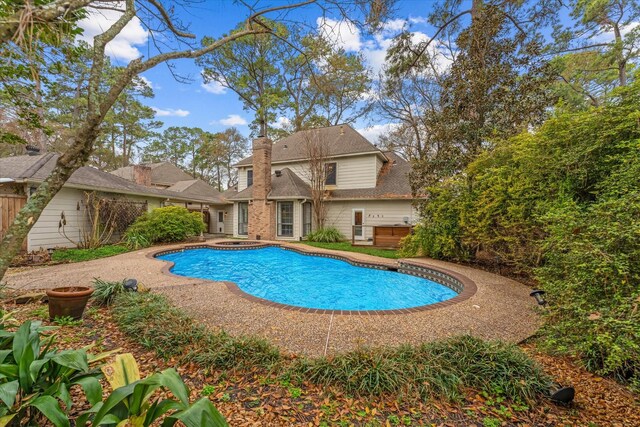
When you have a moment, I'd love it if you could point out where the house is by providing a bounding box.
[228,124,417,244]
[111,162,232,234]
[0,154,228,252]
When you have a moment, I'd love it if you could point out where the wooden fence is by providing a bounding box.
[0,195,28,250]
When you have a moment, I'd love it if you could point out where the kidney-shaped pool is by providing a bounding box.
[157,246,458,311]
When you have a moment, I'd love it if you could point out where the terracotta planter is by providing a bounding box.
[46,286,94,320]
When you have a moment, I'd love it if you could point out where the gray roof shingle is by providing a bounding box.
[111,162,193,185]
[0,154,223,204]
[236,124,385,166]
[229,168,311,201]
[166,179,228,204]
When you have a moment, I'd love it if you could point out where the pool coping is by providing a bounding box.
[148,242,478,316]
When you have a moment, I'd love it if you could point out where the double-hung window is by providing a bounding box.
[247,169,253,187]
[237,202,248,235]
[277,201,294,237]
[302,202,312,237]
[324,162,337,186]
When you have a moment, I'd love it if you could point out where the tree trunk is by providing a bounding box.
[0,115,102,280]
[613,24,627,86]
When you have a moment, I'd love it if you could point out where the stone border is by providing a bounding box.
[149,244,477,315]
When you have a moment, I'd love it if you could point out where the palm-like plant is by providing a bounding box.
[82,353,227,427]
[0,320,104,427]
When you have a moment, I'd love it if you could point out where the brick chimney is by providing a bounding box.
[248,136,275,240]
[132,165,151,186]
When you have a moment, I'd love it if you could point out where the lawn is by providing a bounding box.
[51,244,130,263]
[297,241,400,259]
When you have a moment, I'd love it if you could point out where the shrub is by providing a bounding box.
[305,227,345,243]
[536,154,640,391]
[290,336,551,401]
[402,80,640,388]
[121,231,151,249]
[124,206,205,245]
[92,278,126,306]
[398,180,469,260]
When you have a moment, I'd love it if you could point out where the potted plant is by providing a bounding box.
[46,286,94,320]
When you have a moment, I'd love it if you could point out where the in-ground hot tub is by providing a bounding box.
[155,246,468,312]
[215,240,262,246]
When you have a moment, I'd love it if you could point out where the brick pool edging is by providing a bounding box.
[148,242,478,316]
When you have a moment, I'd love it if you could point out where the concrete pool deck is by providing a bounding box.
[4,240,541,356]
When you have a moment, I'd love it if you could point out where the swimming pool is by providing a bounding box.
[157,247,458,311]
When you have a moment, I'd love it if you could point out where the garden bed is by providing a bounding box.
[2,293,638,426]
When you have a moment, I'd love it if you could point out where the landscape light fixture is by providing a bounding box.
[530,289,547,306]
[549,383,575,405]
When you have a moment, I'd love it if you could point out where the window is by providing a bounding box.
[302,202,312,237]
[324,162,336,186]
[277,201,294,237]
[237,202,248,235]
[247,169,253,187]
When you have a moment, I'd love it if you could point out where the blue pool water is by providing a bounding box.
[158,247,458,311]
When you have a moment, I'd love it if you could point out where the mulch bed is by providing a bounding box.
[3,297,639,427]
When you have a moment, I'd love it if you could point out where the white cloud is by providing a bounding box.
[315,16,447,79]
[152,107,190,117]
[597,20,639,42]
[77,6,148,62]
[382,19,407,33]
[317,17,362,52]
[219,114,248,126]
[201,80,227,95]
[408,16,429,25]
[273,116,291,129]
[357,123,400,144]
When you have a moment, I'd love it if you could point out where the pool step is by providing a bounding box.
[397,261,465,293]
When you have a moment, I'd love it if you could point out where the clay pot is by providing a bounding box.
[46,286,93,320]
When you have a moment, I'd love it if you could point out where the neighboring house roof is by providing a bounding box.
[329,151,413,200]
[166,179,227,204]
[229,168,311,201]
[111,162,193,186]
[235,124,387,167]
[0,154,217,204]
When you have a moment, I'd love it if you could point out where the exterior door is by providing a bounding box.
[217,210,225,234]
[353,209,364,240]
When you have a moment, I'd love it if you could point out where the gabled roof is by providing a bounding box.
[229,168,311,201]
[328,151,413,200]
[0,154,219,204]
[167,179,227,204]
[111,162,193,186]
[235,124,386,167]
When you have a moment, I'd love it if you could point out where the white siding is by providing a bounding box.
[268,154,378,190]
[330,154,376,189]
[237,167,250,191]
[272,161,309,184]
[27,188,162,251]
[223,205,234,235]
[325,200,415,242]
[28,188,90,251]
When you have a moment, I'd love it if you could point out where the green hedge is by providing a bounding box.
[401,79,640,390]
[123,206,205,247]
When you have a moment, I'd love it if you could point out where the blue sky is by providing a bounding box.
[77,0,443,144]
